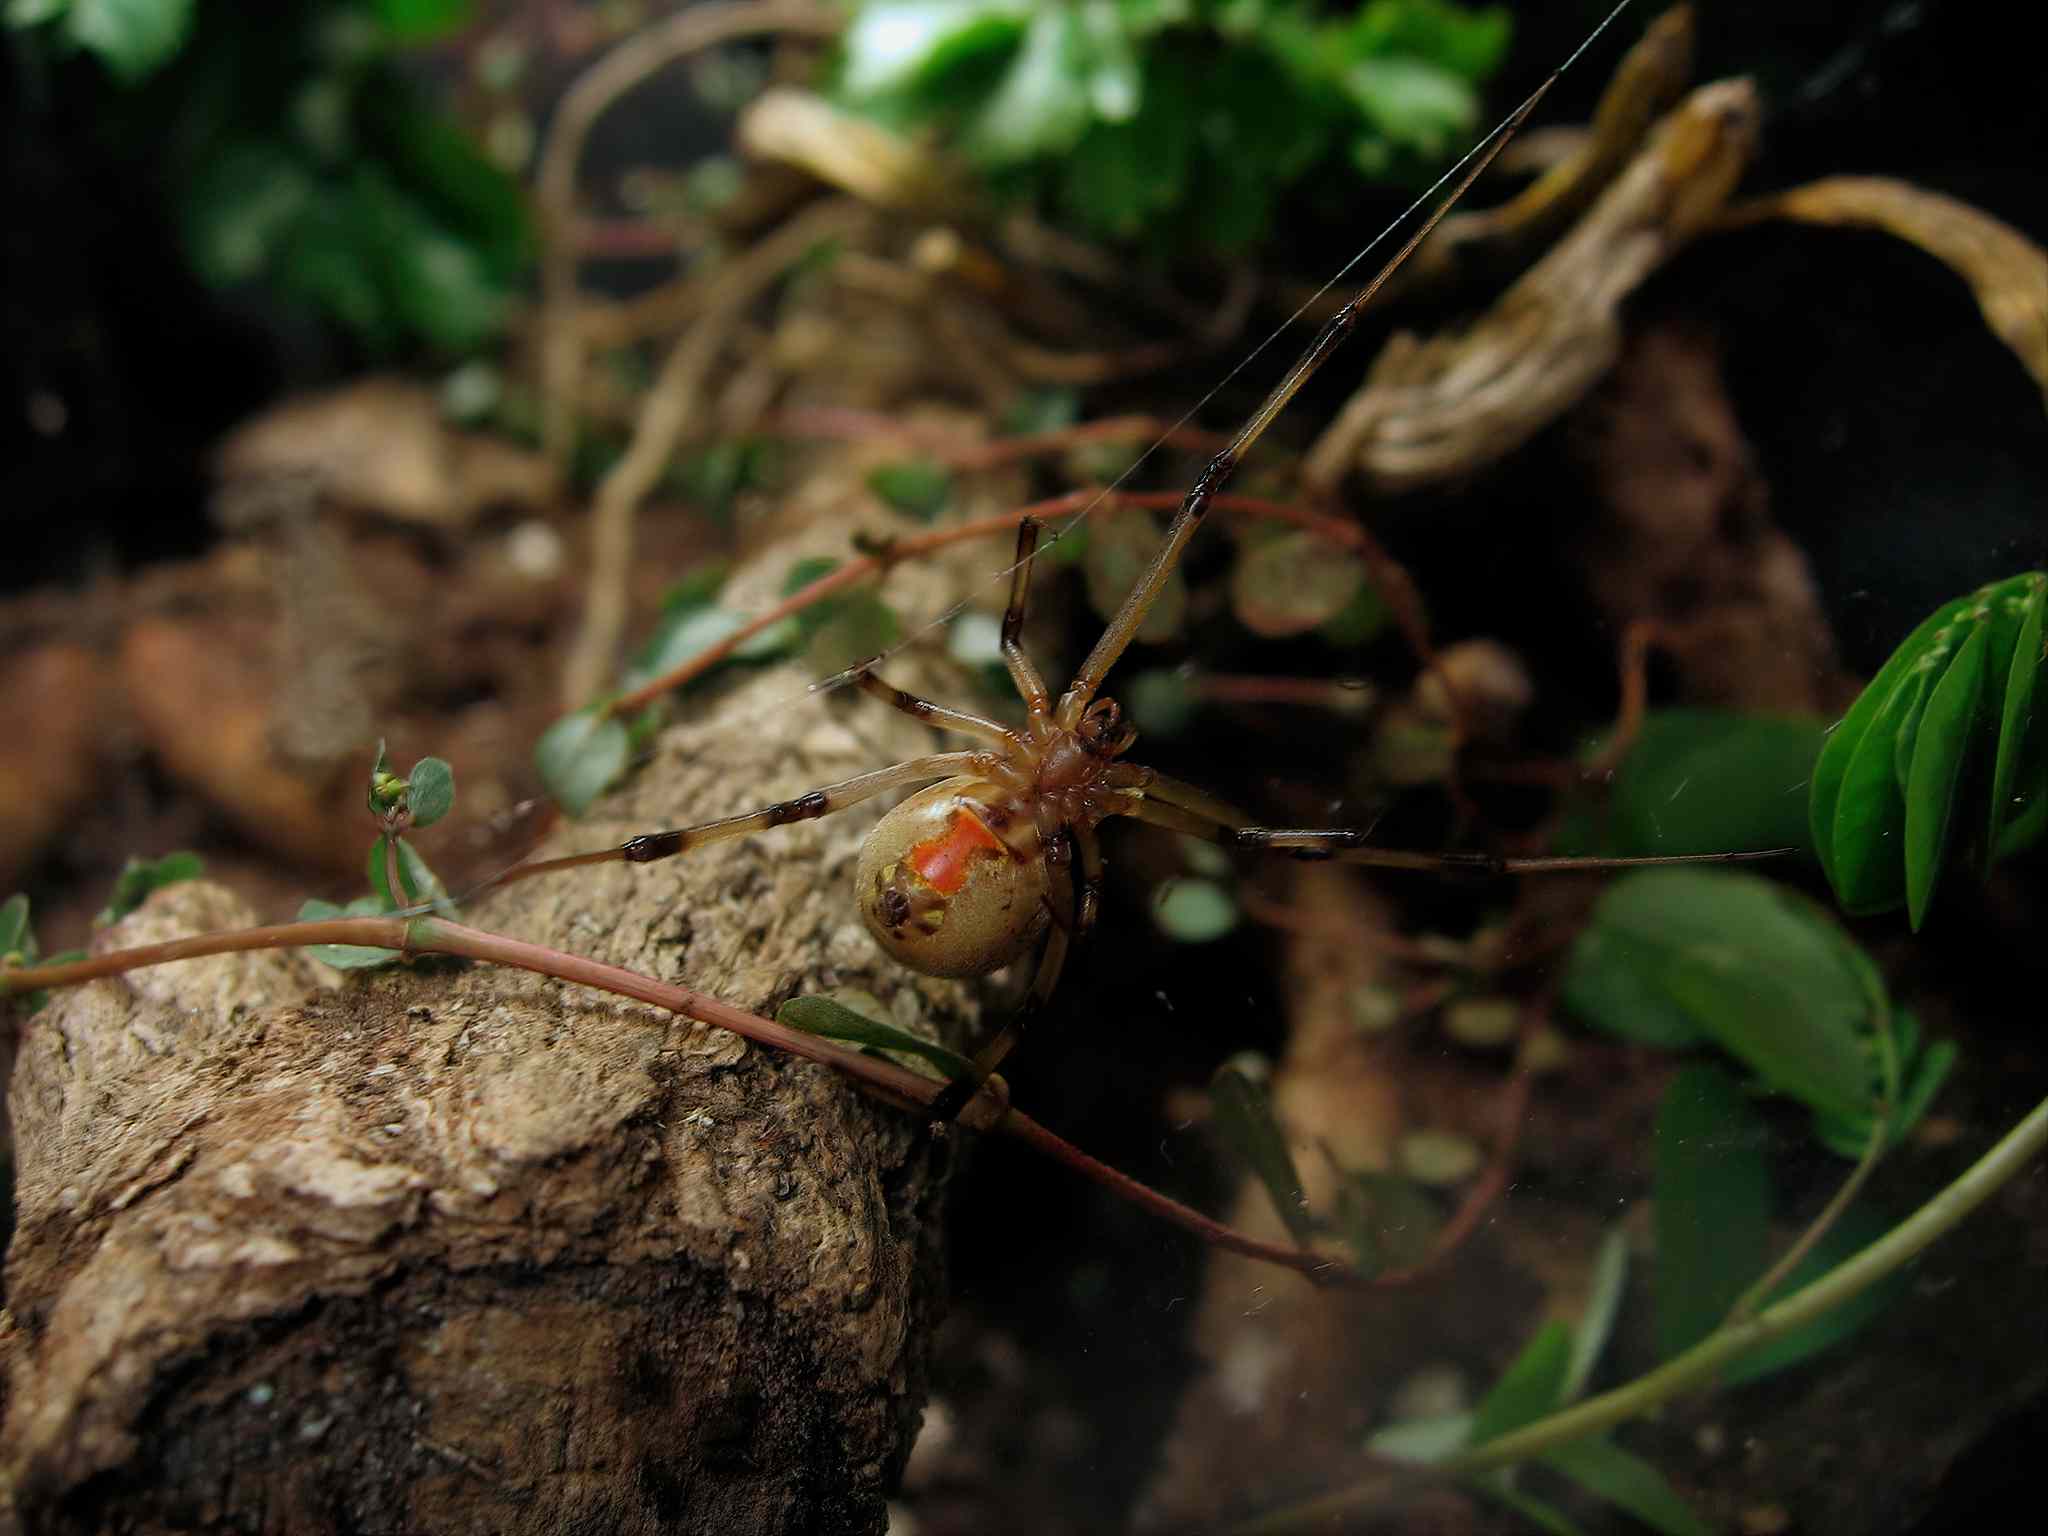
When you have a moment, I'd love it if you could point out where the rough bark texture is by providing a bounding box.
[1,505,990,1534]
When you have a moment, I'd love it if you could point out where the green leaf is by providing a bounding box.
[866,460,953,522]
[1127,669,1196,737]
[628,606,743,688]
[1231,532,1366,639]
[96,851,205,926]
[999,386,1079,436]
[535,709,631,817]
[1342,0,1514,80]
[1654,1065,1771,1361]
[1471,1320,1571,1445]
[6,1,68,28]
[1826,668,1923,913]
[1342,55,1479,163]
[1988,573,2046,858]
[1466,1474,1589,1536]
[965,5,1092,165]
[807,593,902,675]
[297,896,401,970]
[780,556,840,599]
[1903,611,1991,929]
[1721,1201,1904,1385]
[1367,1411,1473,1465]
[406,757,455,828]
[366,739,401,814]
[1331,1167,1440,1272]
[1580,711,1826,860]
[1814,572,2048,917]
[1210,1060,1315,1245]
[1056,49,1192,239]
[776,994,973,1080]
[62,0,193,81]
[1151,876,1236,942]
[1565,871,1882,1126]
[1318,577,1391,648]
[1541,1435,1718,1536]
[1,891,35,963]
[276,188,396,350]
[368,835,448,912]
[1561,1228,1629,1405]
[1813,592,1976,892]
[839,0,1028,100]
[364,86,531,275]
[182,141,317,287]
[360,170,508,353]
[372,0,472,44]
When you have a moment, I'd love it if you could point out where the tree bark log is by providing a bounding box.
[2,511,985,1534]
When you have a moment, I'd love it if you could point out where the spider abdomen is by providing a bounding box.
[855,780,1059,978]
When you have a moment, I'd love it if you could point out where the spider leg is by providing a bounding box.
[1112,791,1791,875]
[1108,765,1250,831]
[929,824,1100,1124]
[1002,517,1053,722]
[499,752,992,884]
[850,664,1020,748]
[1053,82,1557,731]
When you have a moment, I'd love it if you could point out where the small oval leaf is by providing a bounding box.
[1231,531,1367,638]
[406,757,455,827]
[297,896,401,970]
[1151,876,1236,942]
[535,709,631,817]
[1084,509,1184,643]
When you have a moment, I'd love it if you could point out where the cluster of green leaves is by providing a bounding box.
[1203,855,1963,1530]
[6,0,196,80]
[7,0,526,355]
[1372,1232,1717,1536]
[537,559,905,815]
[297,745,456,970]
[1212,1063,1715,1529]
[1812,571,2046,929]
[3,851,207,1015]
[835,0,1513,248]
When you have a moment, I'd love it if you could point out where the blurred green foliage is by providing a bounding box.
[7,0,528,355]
[835,0,1512,249]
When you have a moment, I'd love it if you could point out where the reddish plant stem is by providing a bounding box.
[1372,1000,1546,1288]
[3,913,1387,1289]
[768,406,1233,470]
[1192,674,1375,711]
[605,487,1425,718]
[1583,618,1662,782]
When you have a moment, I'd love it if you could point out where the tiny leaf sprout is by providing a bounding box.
[96,851,207,926]
[295,745,462,972]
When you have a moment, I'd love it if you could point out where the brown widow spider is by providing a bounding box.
[508,66,1784,1123]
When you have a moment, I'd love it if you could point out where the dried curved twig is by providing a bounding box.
[535,0,844,469]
